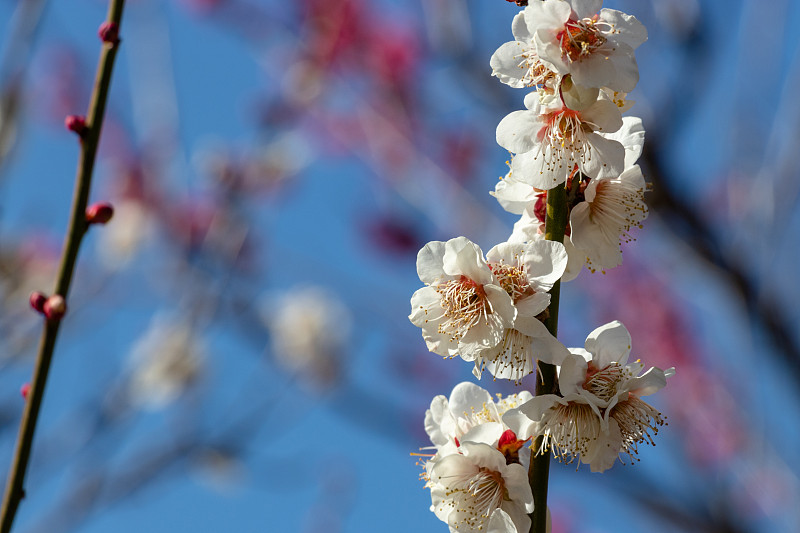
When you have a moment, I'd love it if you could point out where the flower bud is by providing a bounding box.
[20,383,30,400]
[65,115,88,137]
[86,202,114,225]
[43,295,67,321]
[29,291,47,313]
[98,22,120,44]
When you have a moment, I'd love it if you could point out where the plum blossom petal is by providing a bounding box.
[496,109,546,155]
[604,116,645,168]
[584,320,632,368]
[491,169,538,215]
[442,236,494,284]
[600,8,648,48]
[417,240,447,284]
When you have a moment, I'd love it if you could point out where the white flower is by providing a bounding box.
[525,0,647,92]
[473,240,570,382]
[409,237,570,380]
[428,442,533,533]
[491,12,558,89]
[261,286,350,388]
[425,382,533,454]
[515,321,672,472]
[579,321,673,470]
[568,116,648,274]
[419,384,537,532]
[127,316,204,410]
[409,237,517,363]
[497,89,624,190]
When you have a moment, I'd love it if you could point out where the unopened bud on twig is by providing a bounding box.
[98,22,120,44]
[86,202,114,225]
[43,295,67,321]
[65,115,88,137]
[29,291,47,313]
[20,383,30,400]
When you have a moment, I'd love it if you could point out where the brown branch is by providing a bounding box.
[0,2,126,531]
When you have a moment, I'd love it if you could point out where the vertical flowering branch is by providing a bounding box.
[410,2,675,533]
[0,2,125,531]
[529,181,567,532]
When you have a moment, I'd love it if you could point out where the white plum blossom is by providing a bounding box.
[570,164,648,273]
[525,0,648,92]
[127,316,204,410]
[474,240,570,381]
[261,286,351,388]
[409,237,517,364]
[428,442,534,533]
[497,89,625,190]
[516,321,672,472]
[420,384,537,533]
[568,117,648,273]
[425,381,534,457]
[409,237,570,380]
[491,12,558,89]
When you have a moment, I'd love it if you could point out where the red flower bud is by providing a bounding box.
[43,295,67,321]
[86,202,114,225]
[29,291,47,313]
[98,22,120,44]
[65,115,88,137]
[20,383,30,400]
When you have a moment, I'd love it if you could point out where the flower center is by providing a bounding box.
[464,467,506,519]
[533,108,597,178]
[478,328,535,384]
[545,108,582,148]
[587,178,649,242]
[437,464,508,530]
[435,275,492,343]
[517,51,557,88]
[537,401,601,464]
[583,362,630,402]
[489,262,531,302]
[557,17,608,63]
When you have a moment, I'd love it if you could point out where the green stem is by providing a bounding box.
[0,2,125,531]
[529,181,567,533]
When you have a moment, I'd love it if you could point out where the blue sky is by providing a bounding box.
[0,0,799,532]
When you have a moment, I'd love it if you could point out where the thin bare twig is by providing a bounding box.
[0,1,126,531]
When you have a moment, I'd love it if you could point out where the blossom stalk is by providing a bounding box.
[529,181,567,533]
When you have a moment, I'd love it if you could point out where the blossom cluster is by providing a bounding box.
[409,2,675,532]
[491,0,649,279]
